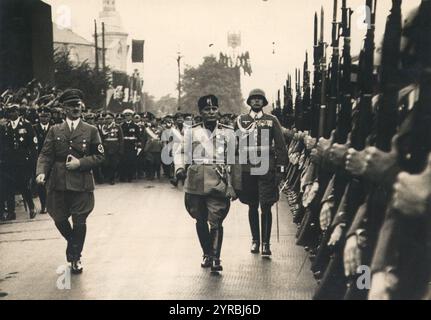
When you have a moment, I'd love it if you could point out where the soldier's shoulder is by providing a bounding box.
[263,113,279,121]
[191,122,203,129]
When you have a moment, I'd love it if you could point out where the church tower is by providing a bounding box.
[98,0,128,72]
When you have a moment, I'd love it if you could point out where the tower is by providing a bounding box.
[98,0,128,72]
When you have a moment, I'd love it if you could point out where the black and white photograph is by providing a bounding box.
[0,0,430,304]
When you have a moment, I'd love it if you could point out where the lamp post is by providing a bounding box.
[176,51,183,111]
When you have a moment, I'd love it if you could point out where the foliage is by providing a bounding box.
[53,49,111,109]
[180,56,245,115]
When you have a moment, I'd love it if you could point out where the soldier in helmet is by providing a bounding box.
[234,89,288,257]
[36,89,105,274]
[174,95,236,273]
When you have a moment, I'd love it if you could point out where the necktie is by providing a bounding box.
[71,122,74,133]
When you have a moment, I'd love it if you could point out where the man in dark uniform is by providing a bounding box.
[93,113,106,184]
[0,108,7,220]
[144,113,163,180]
[120,109,139,182]
[235,89,288,257]
[33,104,53,214]
[174,95,236,272]
[3,104,38,220]
[102,112,124,185]
[36,89,105,274]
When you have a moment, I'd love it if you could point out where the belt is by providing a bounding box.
[105,138,119,141]
[124,137,137,140]
[192,159,226,165]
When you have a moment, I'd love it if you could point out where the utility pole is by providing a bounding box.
[177,52,182,111]
[94,19,99,72]
[102,22,106,71]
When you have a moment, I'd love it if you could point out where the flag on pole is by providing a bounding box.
[132,40,145,63]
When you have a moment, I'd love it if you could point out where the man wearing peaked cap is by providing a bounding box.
[33,106,53,214]
[234,88,287,258]
[36,88,105,274]
[2,103,39,220]
[174,94,236,273]
[120,107,140,182]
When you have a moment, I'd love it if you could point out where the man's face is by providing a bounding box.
[200,105,219,123]
[250,98,264,111]
[125,114,133,122]
[8,110,19,121]
[133,116,141,124]
[39,114,51,125]
[64,101,82,120]
[105,115,114,124]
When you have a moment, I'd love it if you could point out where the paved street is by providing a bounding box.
[0,179,316,300]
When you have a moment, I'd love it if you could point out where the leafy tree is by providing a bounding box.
[181,56,246,115]
[142,92,156,112]
[53,49,111,110]
[154,94,177,116]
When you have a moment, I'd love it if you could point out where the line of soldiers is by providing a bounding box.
[278,0,431,300]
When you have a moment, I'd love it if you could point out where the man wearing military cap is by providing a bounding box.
[174,94,236,272]
[36,88,105,274]
[33,106,52,214]
[102,112,124,185]
[120,109,140,182]
[235,88,288,257]
[2,103,38,220]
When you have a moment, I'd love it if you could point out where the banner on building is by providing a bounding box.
[132,40,145,63]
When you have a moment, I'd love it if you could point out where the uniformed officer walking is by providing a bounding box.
[36,89,105,274]
[102,112,124,185]
[3,104,38,220]
[33,105,53,214]
[175,95,236,272]
[120,109,139,182]
[235,89,288,257]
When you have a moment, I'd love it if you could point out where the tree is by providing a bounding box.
[54,49,110,110]
[154,94,177,116]
[181,56,246,115]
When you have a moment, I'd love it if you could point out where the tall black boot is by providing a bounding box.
[248,205,260,253]
[210,227,224,272]
[55,220,74,262]
[196,221,211,268]
[261,206,273,257]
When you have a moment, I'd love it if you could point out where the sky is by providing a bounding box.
[43,0,421,103]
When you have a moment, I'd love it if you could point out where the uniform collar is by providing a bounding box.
[66,118,80,131]
[249,110,264,119]
[11,118,20,128]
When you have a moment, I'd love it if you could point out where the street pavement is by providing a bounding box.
[0,179,316,300]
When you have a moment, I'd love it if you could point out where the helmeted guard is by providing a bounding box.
[120,109,140,182]
[3,104,38,220]
[36,89,105,274]
[234,89,288,257]
[33,105,53,214]
[102,112,124,184]
[174,94,236,272]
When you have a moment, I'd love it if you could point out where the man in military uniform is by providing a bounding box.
[0,108,7,220]
[3,104,38,220]
[36,89,105,274]
[120,109,139,182]
[93,113,106,184]
[33,105,52,214]
[102,112,124,185]
[235,89,288,257]
[174,95,236,272]
[144,113,163,180]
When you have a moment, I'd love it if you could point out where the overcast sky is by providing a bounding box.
[43,0,420,103]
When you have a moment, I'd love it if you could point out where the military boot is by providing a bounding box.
[210,227,224,272]
[196,222,211,268]
[261,213,272,258]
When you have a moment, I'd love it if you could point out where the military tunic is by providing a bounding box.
[120,121,140,181]
[36,120,105,221]
[3,118,38,213]
[234,111,288,206]
[102,123,124,183]
[175,122,235,228]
